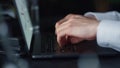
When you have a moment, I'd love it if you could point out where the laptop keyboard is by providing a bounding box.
[41,33,57,53]
[32,32,98,55]
[39,33,87,53]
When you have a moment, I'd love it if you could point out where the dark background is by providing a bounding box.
[1,0,120,32]
[39,0,95,32]
[38,0,120,32]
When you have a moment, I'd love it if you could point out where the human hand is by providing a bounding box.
[55,14,99,46]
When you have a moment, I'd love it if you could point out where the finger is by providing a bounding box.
[64,14,75,19]
[55,14,82,29]
[55,19,67,28]
[56,20,71,46]
[65,14,84,19]
[55,20,71,34]
[55,14,77,28]
[70,37,84,44]
[57,35,67,47]
[57,28,71,46]
[65,14,76,19]
[55,16,69,29]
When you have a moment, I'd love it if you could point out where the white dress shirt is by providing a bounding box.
[84,11,120,52]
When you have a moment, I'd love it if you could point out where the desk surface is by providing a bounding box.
[0,54,120,68]
[30,55,120,68]
[0,40,120,68]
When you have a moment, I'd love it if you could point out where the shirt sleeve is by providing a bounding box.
[84,11,120,21]
[84,11,120,52]
[97,20,120,51]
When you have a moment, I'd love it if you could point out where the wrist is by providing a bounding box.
[92,19,99,40]
[88,19,99,40]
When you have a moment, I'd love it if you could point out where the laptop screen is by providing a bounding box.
[15,0,33,50]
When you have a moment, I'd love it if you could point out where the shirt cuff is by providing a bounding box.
[84,11,120,21]
[97,20,120,51]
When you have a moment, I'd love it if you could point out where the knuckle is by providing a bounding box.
[73,14,82,18]
[65,14,83,19]
[67,19,75,27]
[55,23,59,28]
[69,18,75,23]
[67,14,74,16]
[55,28,59,35]
[67,22,72,28]
[68,14,78,16]
[65,14,75,19]
[55,29,58,34]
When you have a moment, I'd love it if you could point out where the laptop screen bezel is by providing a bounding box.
[14,0,33,52]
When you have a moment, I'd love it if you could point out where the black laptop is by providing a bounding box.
[14,0,120,59]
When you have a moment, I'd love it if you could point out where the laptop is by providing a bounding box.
[14,0,120,59]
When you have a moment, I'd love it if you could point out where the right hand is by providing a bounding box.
[55,14,99,46]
